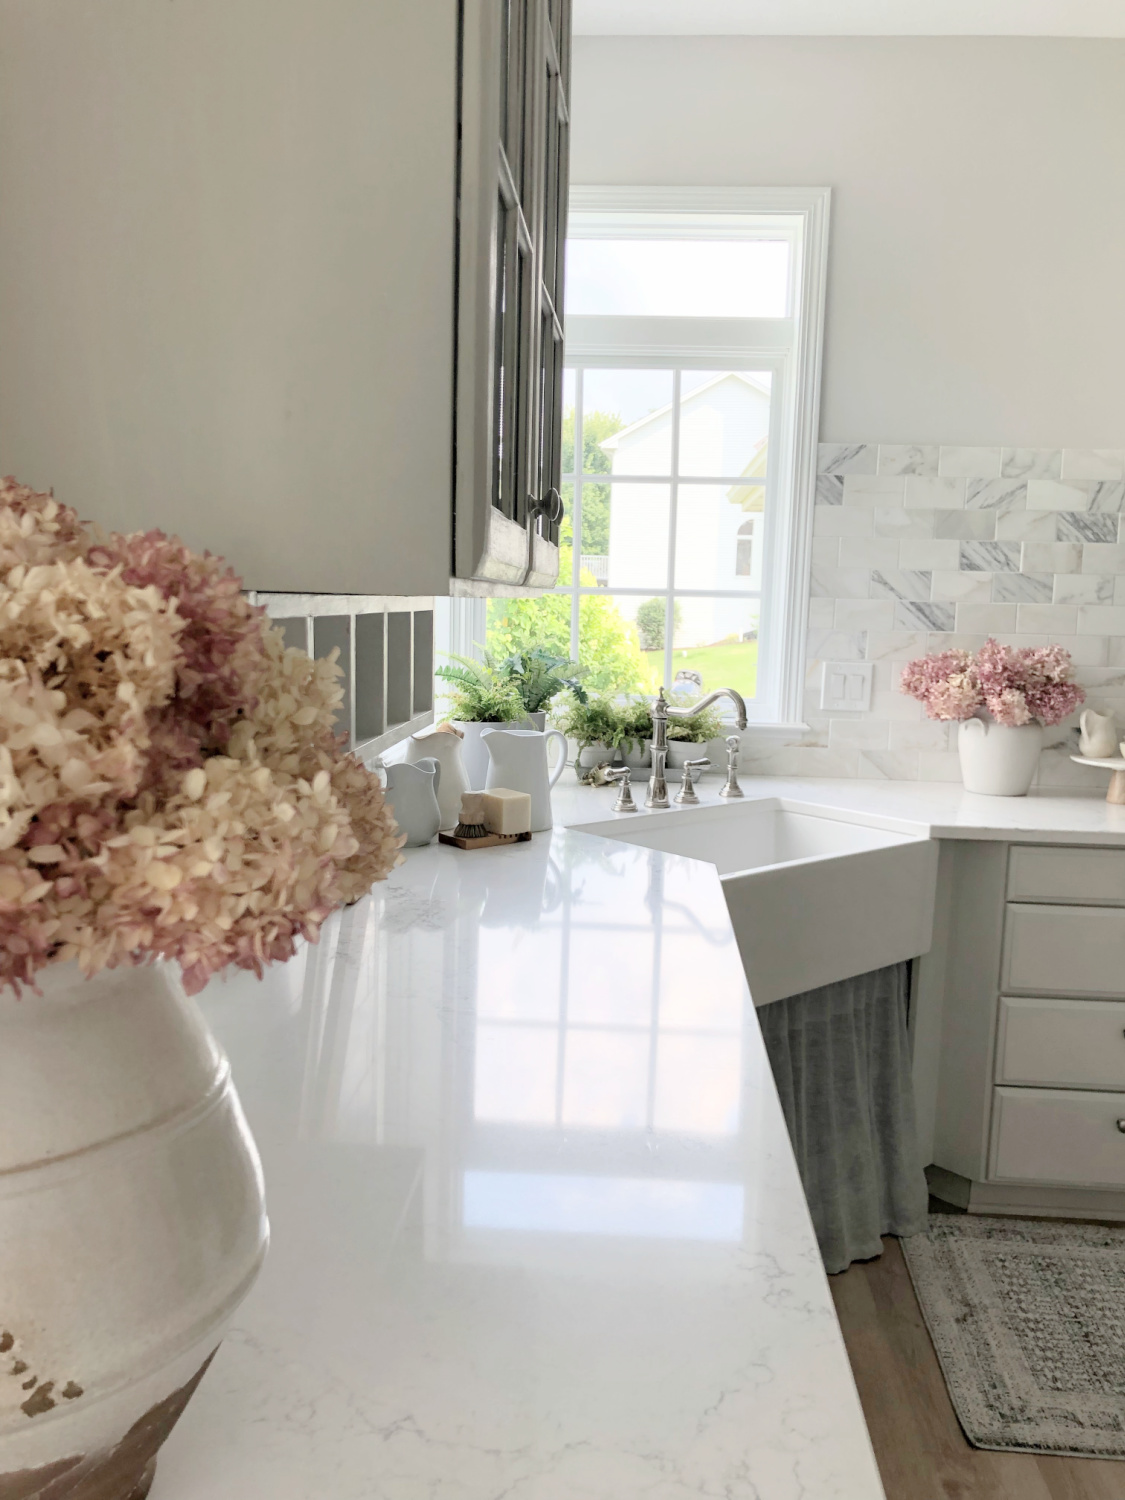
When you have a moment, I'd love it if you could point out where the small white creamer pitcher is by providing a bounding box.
[382,758,442,846]
[482,728,567,832]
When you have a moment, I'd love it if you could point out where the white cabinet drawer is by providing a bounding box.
[996,997,1125,1089]
[1007,845,1125,906]
[990,1086,1125,1186]
[1002,904,1125,997]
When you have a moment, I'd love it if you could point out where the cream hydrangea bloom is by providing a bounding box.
[0,479,402,994]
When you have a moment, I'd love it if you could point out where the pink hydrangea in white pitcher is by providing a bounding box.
[900,637,1084,795]
[0,476,402,1500]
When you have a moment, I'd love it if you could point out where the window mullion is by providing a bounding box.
[571,365,583,663]
[663,368,681,694]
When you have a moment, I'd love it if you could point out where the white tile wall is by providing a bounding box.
[743,444,1125,786]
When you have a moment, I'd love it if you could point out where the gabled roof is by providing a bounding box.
[599,370,771,450]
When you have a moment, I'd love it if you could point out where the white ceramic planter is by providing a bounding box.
[958,715,1043,796]
[576,742,618,773]
[0,961,267,1499]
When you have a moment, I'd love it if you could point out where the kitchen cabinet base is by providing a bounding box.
[927,1164,1125,1222]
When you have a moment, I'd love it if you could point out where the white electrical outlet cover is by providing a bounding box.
[821,661,874,713]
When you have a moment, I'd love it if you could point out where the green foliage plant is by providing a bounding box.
[500,647,587,715]
[664,701,726,744]
[434,653,526,724]
[615,695,654,755]
[553,692,627,750]
[486,561,646,695]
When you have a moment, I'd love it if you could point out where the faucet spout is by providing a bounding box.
[665,687,748,731]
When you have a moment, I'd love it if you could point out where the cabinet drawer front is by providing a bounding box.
[997,997,1125,1089]
[1008,845,1125,905]
[990,1086,1125,1186]
[1003,904,1125,997]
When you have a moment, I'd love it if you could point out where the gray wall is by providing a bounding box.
[571,36,1125,446]
[0,0,458,595]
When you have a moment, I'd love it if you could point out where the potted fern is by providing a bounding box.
[500,648,586,729]
[656,700,726,771]
[617,696,654,770]
[434,653,528,787]
[554,693,625,778]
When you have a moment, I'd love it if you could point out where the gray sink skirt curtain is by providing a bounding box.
[756,961,928,1275]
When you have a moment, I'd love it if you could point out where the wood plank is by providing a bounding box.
[830,1236,1123,1500]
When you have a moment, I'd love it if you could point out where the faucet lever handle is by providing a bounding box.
[674,757,710,805]
[605,765,638,813]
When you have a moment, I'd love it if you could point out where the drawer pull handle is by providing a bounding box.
[1118,1120,1125,1134]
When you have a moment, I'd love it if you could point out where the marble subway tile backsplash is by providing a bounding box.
[741,444,1125,785]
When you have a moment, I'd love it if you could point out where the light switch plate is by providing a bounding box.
[821,661,874,713]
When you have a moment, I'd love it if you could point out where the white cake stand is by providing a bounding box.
[1071,754,1125,804]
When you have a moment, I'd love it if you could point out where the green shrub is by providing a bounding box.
[486,553,647,695]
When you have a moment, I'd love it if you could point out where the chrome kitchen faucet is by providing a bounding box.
[646,687,748,810]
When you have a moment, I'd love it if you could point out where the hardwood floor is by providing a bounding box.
[829,1234,1125,1500]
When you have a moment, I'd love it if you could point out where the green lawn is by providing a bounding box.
[644,639,759,700]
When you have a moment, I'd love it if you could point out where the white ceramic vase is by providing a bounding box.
[0,961,267,1499]
[957,714,1043,796]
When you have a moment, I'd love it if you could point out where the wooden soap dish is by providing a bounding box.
[438,830,533,850]
[1071,754,1125,804]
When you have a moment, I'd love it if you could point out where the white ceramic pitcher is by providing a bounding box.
[406,728,469,829]
[482,728,567,832]
[382,758,442,846]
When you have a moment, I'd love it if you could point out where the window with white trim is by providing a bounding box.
[482,187,830,726]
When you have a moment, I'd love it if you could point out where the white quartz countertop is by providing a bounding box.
[155,827,885,1500]
[556,773,1125,845]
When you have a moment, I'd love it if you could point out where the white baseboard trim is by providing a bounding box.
[927,1164,1125,1221]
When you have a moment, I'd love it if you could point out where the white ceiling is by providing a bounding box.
[572,1,1125,36]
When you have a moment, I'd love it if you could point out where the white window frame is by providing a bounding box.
[440,185,830,726]
[560,185,830,727]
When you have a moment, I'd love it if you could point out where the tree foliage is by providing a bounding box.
[560,408,623,557]
[487,549,646,695]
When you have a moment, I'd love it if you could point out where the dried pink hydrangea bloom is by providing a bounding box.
[0,480,402,995]
[900,637,1084,729]
[0,477,90,570]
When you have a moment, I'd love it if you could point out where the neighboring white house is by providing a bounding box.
[596,372,768,649]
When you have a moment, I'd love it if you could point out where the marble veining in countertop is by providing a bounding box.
[155,829,885,1500]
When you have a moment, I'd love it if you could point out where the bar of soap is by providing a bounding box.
[480,788,531,835]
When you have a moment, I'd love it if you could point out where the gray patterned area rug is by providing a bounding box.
[902,1215,1125,1458]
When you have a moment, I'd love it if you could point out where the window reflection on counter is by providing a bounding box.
[463,1171,745,1241]
[464,842,745,1244]
[259,833,753,1253]
[472,847,741,1138]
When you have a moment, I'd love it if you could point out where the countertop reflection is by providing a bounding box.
[155,829,884,1500]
